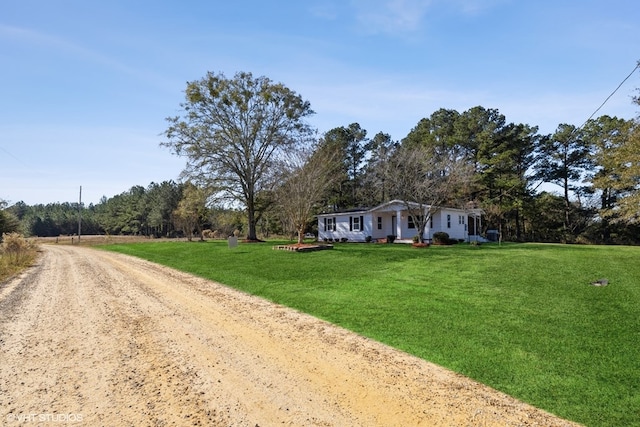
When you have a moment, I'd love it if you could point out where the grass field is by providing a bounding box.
[102,240,640,427]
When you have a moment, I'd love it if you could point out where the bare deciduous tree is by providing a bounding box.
[275,144,340,244]
[387,145,474,242]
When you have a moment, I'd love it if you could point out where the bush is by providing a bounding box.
[2,232,36,257]
[433,232,450,244]
[0,233,38,281]
[340,237,348,243]
[386,235,396,243]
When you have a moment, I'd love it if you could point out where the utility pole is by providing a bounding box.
[78,185,82,243]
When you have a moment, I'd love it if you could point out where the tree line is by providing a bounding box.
[1,181,250,240]
[2,71,639,244]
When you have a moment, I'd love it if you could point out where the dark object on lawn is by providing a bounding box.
[590,279,609,287]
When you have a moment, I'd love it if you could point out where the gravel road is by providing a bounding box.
[0,245,580,426]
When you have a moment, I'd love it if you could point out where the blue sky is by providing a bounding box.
[1,0,639,205]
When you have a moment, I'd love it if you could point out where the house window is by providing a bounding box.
[459,215,465,225]
[377,216,382,230]
[408,215,424,229]
[447,214,451,229]
[325,217,336,231]
[350,216,363,231]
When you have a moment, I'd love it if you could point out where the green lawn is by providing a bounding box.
[102,241,640,426]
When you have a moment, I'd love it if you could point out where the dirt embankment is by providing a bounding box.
[0,245,581,426]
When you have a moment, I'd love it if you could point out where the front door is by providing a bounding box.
[391,215,397,236]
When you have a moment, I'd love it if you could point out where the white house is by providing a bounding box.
[317,200,484,243]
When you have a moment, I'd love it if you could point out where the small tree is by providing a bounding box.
[172,182,209,241]
[276,144,340,244]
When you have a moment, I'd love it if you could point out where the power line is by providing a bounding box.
[578,61,640,130]
[488,62,640,203]
[0,145,29,167]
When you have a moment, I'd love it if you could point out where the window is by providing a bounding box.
[377,216,382,230]
[408,215,424,229]
[350,216,363,231]
[325,217,336,231]
[447,214,451,229]
[458,215,465,225]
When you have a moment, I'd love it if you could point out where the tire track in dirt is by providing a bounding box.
[0,245,582,426]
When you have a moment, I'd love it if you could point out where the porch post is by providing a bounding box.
[424,207,429,241]
[396,208,402,239]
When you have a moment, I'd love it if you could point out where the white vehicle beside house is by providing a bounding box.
[317,200,484,243]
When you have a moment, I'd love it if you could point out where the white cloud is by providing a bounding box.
[345,0,508,36]
[350,0,433,35]
[450,0,509,15]
[308,3,340,20]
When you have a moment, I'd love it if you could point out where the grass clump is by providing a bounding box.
[102,241,640,427]
[0,232,38,282]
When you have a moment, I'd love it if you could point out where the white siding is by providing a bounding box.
[431,209,467,241]
[317,202,473,243]
[318,213,370,242]
[372,214,394,239]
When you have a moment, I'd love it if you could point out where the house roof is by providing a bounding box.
[317,200,484,217]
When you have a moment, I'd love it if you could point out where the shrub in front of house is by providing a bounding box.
[433,232,450,245]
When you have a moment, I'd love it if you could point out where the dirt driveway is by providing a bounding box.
[0,245,580,426]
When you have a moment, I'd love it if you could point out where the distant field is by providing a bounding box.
[102,241,640,427]
[34,235,165,245]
